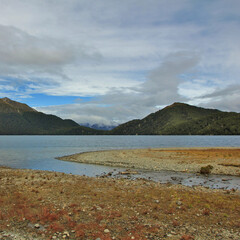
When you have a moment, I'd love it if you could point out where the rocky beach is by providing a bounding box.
[58,148,240,176]
[0,166,240,240]
[0,148,240,239]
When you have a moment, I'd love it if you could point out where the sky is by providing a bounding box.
[0,0,240,126]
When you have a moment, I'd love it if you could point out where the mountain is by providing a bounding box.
[110,102,240,135]
[0,97,37,113]
[81,123,117,131]
[1,98,239,135]
[0,97,102,135]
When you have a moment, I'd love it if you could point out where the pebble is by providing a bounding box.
[104,229,110,233]
[176,201,182,206]
[34,223,40,229]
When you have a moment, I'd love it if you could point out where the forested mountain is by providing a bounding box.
[0,98,101,135]
[110,102,240,135]
[0,98,239,135]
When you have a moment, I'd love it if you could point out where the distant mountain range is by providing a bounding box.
[81,123,117,131]
[0,98,239,135]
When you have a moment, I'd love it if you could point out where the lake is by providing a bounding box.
[0,135,239,189]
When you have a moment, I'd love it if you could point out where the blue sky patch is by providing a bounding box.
[21,94,79,107]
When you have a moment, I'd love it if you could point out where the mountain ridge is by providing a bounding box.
[0,98,239,135]
[110,102,240,135]
[0,97,37,113]
[0,97,102,135]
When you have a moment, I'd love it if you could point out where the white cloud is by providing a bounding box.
[37,51,200,124]
[0,0,240,124]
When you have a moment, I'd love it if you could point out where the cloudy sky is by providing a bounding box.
[0,0,240,125]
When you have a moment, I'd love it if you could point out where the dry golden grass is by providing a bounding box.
[0,167,239,239]
[140,148,240,164]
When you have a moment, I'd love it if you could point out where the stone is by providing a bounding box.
[34,223,40,229]
[104,229,110,233]
[176,201,182,206]
[64,231,70,237]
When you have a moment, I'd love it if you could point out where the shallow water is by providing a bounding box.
[131,169,240,190]
[0,135,239,189]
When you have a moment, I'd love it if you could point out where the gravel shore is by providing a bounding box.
[0,167,239,239]
[58,147,240,176]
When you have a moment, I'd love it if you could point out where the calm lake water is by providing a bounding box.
[0,135,239,189]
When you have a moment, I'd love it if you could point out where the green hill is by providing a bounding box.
[110,102,240,135]
[1,98,239,135]
[0,98,101,135]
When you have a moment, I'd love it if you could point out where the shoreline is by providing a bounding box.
[0,167,239,239]
[57,147,240,176]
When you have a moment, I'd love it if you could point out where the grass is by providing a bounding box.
[0,167,239,239]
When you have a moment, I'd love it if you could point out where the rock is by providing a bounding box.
[62,231,70,238]
[104,229,110,233]
[176,201,182,206]
[119,171,138,175]
[222,178,229,181]
[34,223,40,229]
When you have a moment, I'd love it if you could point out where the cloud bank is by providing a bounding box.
[0,0,239,124]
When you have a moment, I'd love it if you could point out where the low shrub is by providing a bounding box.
[200,165,213,174]
[48,222,64,232]
[180,235,194,240]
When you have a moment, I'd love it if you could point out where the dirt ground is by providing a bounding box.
[58,148,240,176]
[0,167,239,240]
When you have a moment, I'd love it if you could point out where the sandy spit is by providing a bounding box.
[58,147,240,176]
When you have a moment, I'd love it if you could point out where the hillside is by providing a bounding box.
[1,98,239,135]
[0,97,36,113]
[110,102,240,135]
[0,98,101,135]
